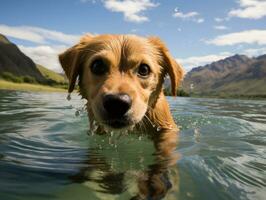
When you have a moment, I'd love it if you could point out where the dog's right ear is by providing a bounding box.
[59,34,93,93]
[148,37,184,96]
[59,44,81,93]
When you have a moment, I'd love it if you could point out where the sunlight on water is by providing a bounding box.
[0,90,265,200]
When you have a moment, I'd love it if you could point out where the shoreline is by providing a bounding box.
[189,94,266,100]
[1,80,265,100]
[0,80,67,93]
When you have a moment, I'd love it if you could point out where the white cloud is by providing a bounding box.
[18,45,67,72]
[177,52,232,71]
[243,47,266,56]
[196,18,205,23]
[214,17,230,22]
[173,9,199,19]
[0,24,80,44]
[0,24,82,72]
[103,0,158,23]
[214,17,224,22]
[206,29,266,46]
[229,0,266,19]
[173,7,204,23]
[214,25,228,30]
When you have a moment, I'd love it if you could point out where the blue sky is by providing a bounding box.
[0,0,266,72]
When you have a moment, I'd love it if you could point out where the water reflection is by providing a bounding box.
[70,129,180,200]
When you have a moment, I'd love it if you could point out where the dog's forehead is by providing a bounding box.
[121,35,155,53]
[89,35,157,57]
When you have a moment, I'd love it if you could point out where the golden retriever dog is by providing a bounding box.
[59,34,183,199]
[59,34,183,134]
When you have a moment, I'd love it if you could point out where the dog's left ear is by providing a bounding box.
[148,37,184,96]
[59,34,93,93]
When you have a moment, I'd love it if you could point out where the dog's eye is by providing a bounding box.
[137,64,151,78]
[90,59,108,75]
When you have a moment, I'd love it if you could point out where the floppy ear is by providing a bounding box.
[58,34,93,93]
[59,45,81,93]
[148,37,184,96]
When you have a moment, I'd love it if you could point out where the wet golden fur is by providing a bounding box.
[59,34,183,198]
[59,34,184,133]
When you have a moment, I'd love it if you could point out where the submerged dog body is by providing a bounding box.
[59,34,183,133]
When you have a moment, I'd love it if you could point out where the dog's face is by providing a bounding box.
[59,34,183,130]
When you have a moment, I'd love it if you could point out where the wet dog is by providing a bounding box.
[59,34,183,199]
[59,34,183,133]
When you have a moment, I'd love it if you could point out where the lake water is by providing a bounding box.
[0,90,265,200]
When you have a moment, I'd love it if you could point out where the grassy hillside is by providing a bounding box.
[36,64,66,84]
[216,79,266,95]
[0,79,66,92]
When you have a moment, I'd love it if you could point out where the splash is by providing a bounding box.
[193,128,200,143]
[156,126,162,132]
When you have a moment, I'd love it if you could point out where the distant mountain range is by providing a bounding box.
[182,54,266,97]
[1,33,265,97]
[0,33,66,85]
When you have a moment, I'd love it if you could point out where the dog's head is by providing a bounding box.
[59,34,183,130]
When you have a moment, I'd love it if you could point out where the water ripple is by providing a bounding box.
[0,91,265,200]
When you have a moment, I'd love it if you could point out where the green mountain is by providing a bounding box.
[0,33,46,83]
[0,33,66,85]
[182,54,266,98]
[36,64,67,84]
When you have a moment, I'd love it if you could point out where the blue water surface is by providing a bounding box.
[0,90,265,200]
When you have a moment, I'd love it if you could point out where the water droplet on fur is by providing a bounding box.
[91,120,99,132]
[82,104,87,111]
[156,126,161,132]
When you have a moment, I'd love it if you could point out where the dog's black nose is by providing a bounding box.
[103,93,132,118]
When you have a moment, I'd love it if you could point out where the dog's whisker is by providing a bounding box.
[138,121,145,134]
[141,118,149,133]
[144,114,163,132]
[144,114,156,128]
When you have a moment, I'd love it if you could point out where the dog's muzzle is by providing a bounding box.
[102,93,132,129]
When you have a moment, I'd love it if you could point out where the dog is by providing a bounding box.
[59,34,183,199]
[59,34,184,134]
